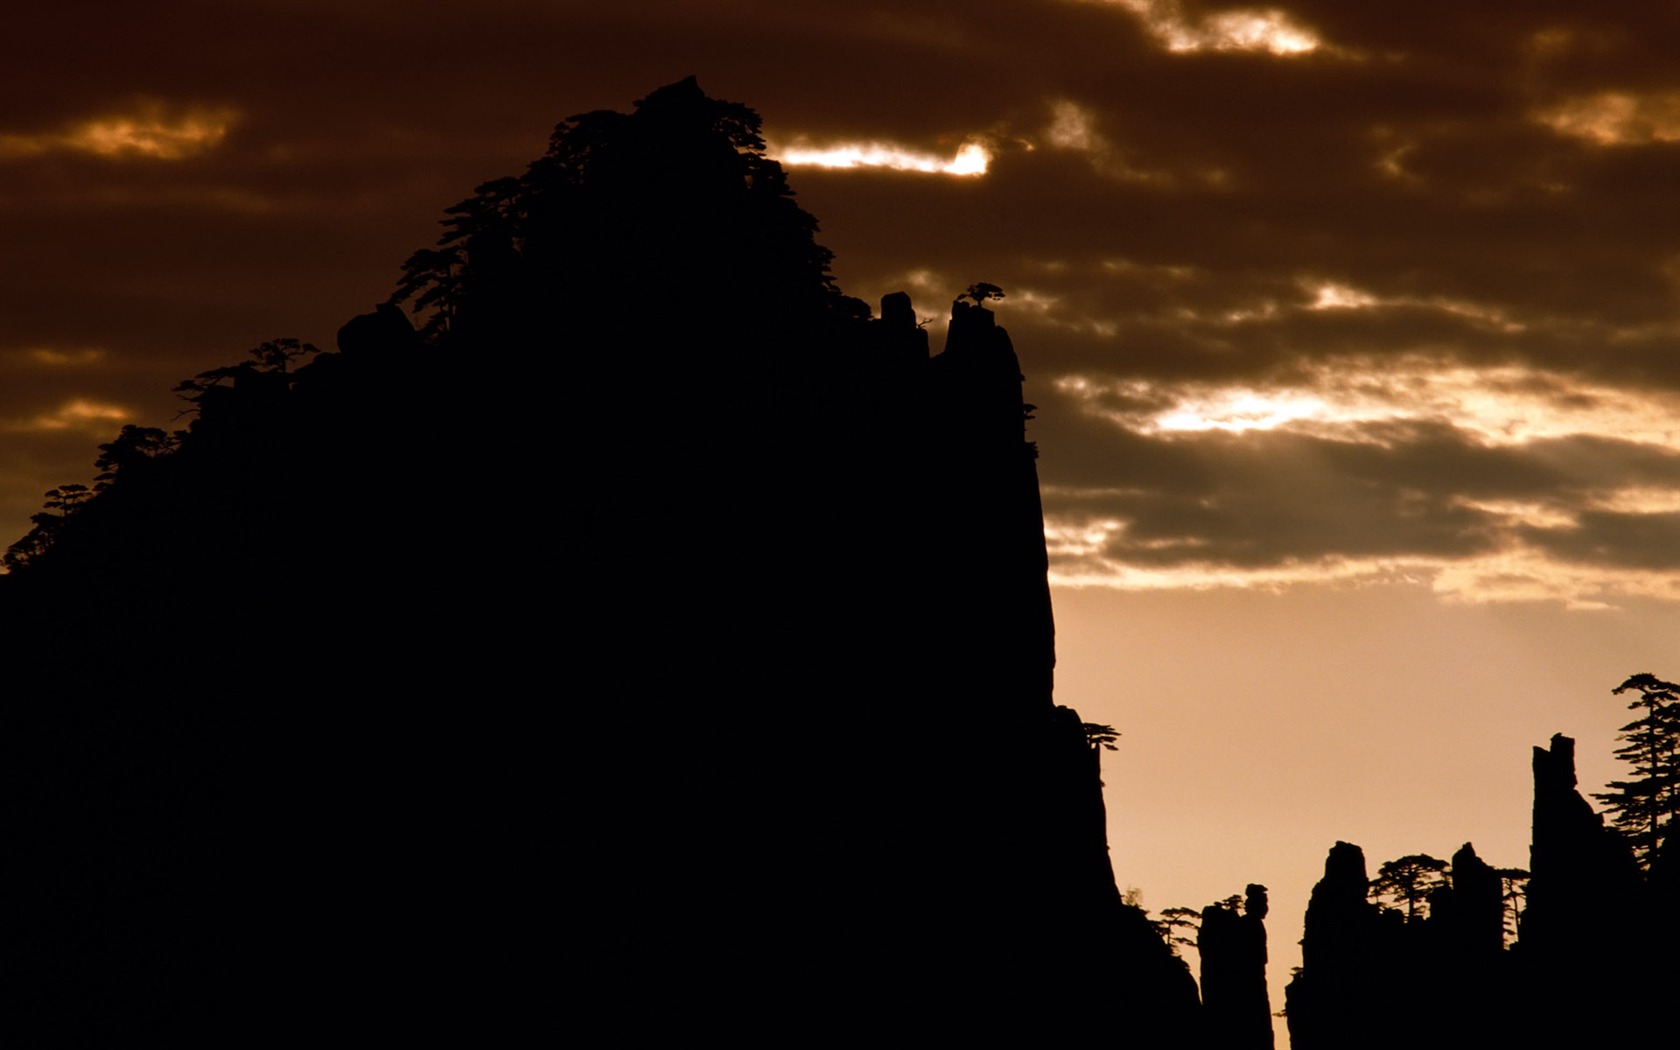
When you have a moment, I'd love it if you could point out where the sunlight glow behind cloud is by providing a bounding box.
[1058,359,1680,448]
[774,139,990,176]
[1294,279,1523,331]
[1108,0,1321,56]
[1308,283,1377,310]
[6,399,130,434]
[1046,100,1104,152]
[0,102,238,161]
[1050,541,1680,607]
[1048,358,1680,605]
[24,347,107,367]
[1535,91,1680,146]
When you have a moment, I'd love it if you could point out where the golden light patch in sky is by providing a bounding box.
[1431,550,1680,609]
[1590,488,1680,515]
[6,399,130,433]
[1060,359,1680,449]
[993,288,1063,316]
[1108,0,1321,56]
[1038,98,1183,184]
[1298,279,1523,332]
[1046,99,1104,152]
[1049,547,1436,593]
[1307,283,1377,310]
[1051,357,1680,605]
[1043,514,1130,559]
[1534,91,1680,146]
[1371,129,1421,183]
[1051,537,1680,608]
[25,347,107,366]
[1152,389,1328,433]
[773,139,989,176]
[0,102,238,161]
[1451,498,1575,530]
[1458,488,1680,527]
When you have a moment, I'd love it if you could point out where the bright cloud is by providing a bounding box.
[1308,283,1377,310]
[773,139,990,176]
[1046,99,1105,152]
[1534,91,1680,146]
[1107,0,1322,56]
[1051,542,1680,607]
[0,102,238,161]
[5,399,130,433]
[1045,357,1680,606]
[1296,280,1522,331]
[1058,358,1680,448]
[23,347,107,367]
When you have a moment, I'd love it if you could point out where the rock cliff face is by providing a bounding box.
[1520,733,1661,1043]
[1286,841,1384,1048]
[1199,884,1273,1049]
[1524,733,1646,959]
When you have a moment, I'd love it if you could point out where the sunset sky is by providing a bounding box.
[7,1,1678,1031]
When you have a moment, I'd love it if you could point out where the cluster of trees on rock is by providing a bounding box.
[1364,852,1529,941]
[3,340,319,574]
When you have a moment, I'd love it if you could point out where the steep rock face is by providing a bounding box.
[1199,884,1273,1049]
[1432,842,1503,961]
[1287,842,1383,1050]
[1521,733,1654,1043]
[1420,842,1507,1042]
[1525,734,1646,955]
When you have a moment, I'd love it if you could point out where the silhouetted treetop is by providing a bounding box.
[173,338,320,414]
[1594,672,1680,868]
[392,76,864,342]
[1082,721,1121,751]
[1158,906,1201,953]
[94,425,177,491]
[1370,854,1448,922]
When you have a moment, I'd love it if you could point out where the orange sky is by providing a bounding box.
[6,2,1678,1039]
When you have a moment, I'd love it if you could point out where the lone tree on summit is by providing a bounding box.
[1594,672,1680,869]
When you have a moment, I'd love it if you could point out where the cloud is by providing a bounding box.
[3,0,1677,610]
[1054,357,1680,448]
[3,399,130,434]
[0,101,238,161]
[1031,368,1680,604]
[773,137,990,175]
[20,348,107,367]
[1534,91,1680,146]
[1099,0,1326,56]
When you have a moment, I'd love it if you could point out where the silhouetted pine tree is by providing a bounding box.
[1595,673,1680,869]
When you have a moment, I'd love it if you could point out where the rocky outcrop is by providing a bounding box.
[1286,734,1676,1047]
[1199,884,1273,1049]
[1286,842,1383,1049]
[1287,839,1512,1048]
[1524,733,1646,959]
[1518,733,1655,1043]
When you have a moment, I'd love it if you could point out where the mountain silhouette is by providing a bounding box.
[7,79,1206,1043]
